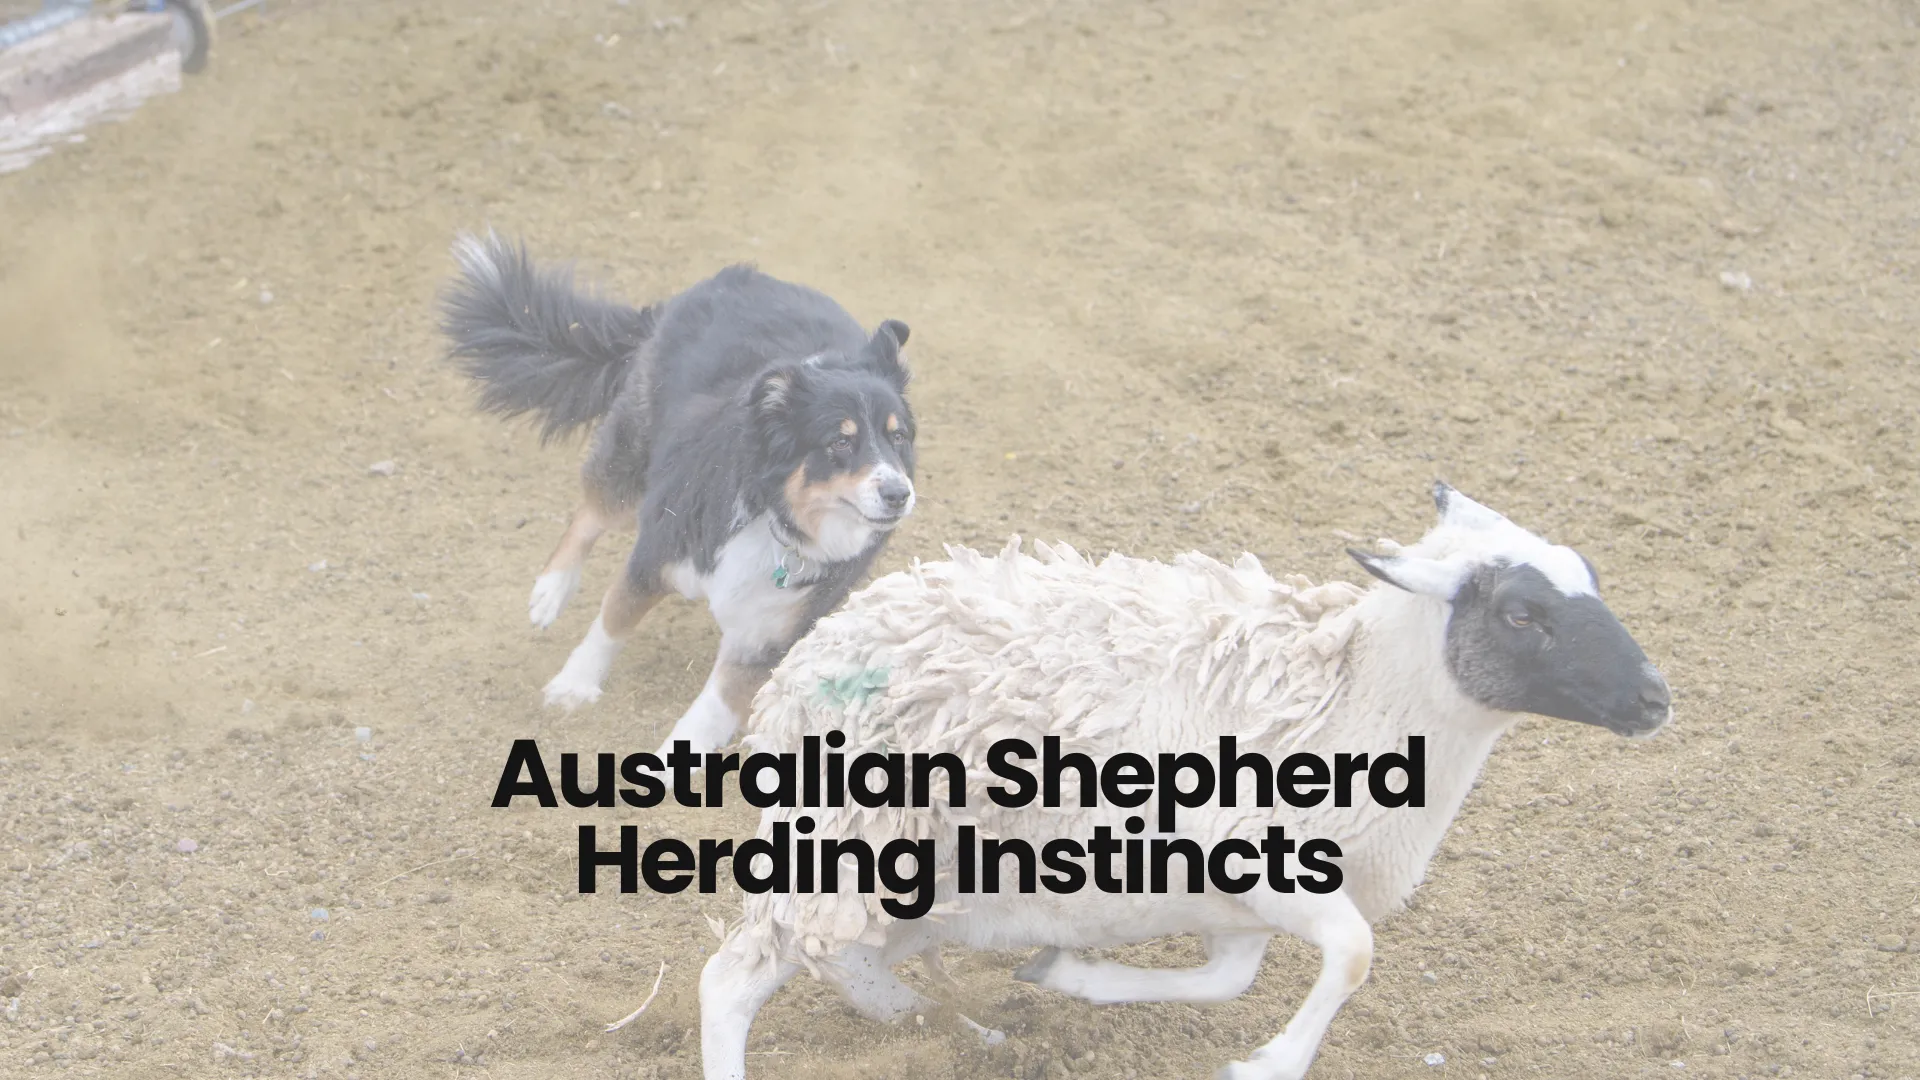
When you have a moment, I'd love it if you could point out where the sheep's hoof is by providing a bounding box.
[1012,947,1061,984]
[958,1014,1006,1047]
[921,949,961,992]
[1215,1050,1304,1080]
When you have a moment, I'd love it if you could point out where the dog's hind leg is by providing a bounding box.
[530,388,650,629]
[543,566,661,711]
[529,500,611,629]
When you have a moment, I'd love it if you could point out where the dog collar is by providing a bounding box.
[768,517,808,589]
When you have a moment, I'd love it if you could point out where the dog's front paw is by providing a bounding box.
[528,569,581,629]
[653,693,739,759]
[543,673,602,711]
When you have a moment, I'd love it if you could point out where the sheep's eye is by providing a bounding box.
[1505,610,1532,629]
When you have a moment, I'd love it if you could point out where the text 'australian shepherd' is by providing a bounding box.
[440,232,918,756]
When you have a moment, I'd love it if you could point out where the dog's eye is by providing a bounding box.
[830,436,853,454]
[1505,610,1532,629]
[889,429,907,444]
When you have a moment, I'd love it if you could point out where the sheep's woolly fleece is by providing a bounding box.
[736,537,1368,970]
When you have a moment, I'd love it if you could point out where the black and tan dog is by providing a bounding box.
[440,232,918,756]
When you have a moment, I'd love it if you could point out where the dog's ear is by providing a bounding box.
[750,364,807,425]
[868,320,911,388]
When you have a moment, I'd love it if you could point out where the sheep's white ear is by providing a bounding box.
[1347,548,1472,598]
[1432,480,1506,530]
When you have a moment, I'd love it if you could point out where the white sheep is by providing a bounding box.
[696,483,1672,1080]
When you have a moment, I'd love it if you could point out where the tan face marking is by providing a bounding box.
[885,414,900,434]
[839,418,858,437]
[785,464,877,540]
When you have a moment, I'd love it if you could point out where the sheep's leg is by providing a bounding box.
[700,931,799,1080]
[1014,931,1270,1005]
[875,922,960,993]
[919,945,960,992]
[824,944,1007,1048]
[823,944,928,1021]
[1216,892,1372,1080]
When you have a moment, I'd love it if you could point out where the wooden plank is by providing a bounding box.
[0,13,176,119]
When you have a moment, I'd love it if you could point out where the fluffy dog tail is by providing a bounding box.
[440,230,657,444]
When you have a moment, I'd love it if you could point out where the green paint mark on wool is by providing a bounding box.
[815,667,890,709]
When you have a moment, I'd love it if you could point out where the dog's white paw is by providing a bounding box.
[529,569,581,629]
[543,617,622,711]
[653,733,723,761]
[653,689,739,758]
[543,672,602,711]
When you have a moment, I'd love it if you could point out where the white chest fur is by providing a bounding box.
[664,516,818,646]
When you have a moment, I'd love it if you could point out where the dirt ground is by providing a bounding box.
[2,0,1917,1077]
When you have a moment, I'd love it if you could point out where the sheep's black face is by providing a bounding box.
[1349,482,1674,739]
[1443,563,1672,738]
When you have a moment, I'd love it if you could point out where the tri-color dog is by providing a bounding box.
[440,232,918,756]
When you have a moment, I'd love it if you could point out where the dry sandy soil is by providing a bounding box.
[2,0,1918,1077]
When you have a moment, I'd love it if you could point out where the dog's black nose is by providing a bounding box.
[878,476,912,513]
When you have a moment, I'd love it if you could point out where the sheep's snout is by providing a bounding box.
[1624,662,1673,741]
